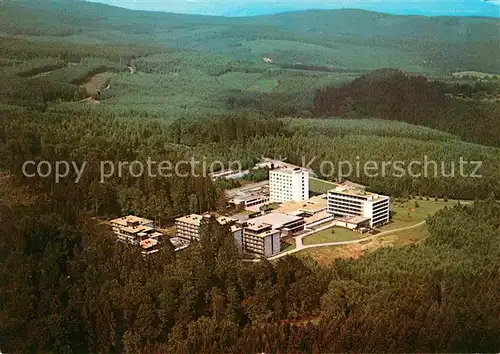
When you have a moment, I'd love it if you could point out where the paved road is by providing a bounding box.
[243,221,426,262]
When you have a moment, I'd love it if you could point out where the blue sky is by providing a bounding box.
[86,0,500,17]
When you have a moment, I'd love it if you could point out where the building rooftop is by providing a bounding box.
[149,231,163,239]
[231,193,269,203]
[209,169,250,179]
[175,214,238,227]
[140,237,159,249]
[230,225,243,232]
[169,237,191,251]
[329,186,388,201]
[247,212,303,230]
[303,210,333,225]
[270,166,308,175]
[243,221,282,237]
[121,225,155,235]
[341,180,367,189]
[110,215,153,227]
[274,194,327,214]
[175,214,204,226]
[216,216,238,225]
[225,180,269,199]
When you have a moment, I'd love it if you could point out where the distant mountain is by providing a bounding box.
[0,0,498,73]
[84,0,500,18]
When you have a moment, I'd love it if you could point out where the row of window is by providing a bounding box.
[328,201,362,209]
[328,192,370,201]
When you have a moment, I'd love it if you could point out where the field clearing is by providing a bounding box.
[288,118,460,141]
[241,39,428,72]
[31,68,61,78]
[298,223,429,265]
[302,227,363,245]
[298,244,364,265]
[81,72,113,96]
[250,79,278,92]
[243,39,336,54]
[380,199,459,230]
[309,177,337,194]
[452,71,498,79]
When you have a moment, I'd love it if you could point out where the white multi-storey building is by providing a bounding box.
[327,186,390,228]
[269,167,309,203]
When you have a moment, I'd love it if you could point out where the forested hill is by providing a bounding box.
[313,69,500,147]
[1,0,499,73]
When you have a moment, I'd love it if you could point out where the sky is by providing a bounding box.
[86,0,500,17]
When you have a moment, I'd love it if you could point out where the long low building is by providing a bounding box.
[209,169,250,181]
[174,211,303,257]
[270,194,334,228]
[246,212,305,237]
[327,186,390,228]
[226,181,270,209]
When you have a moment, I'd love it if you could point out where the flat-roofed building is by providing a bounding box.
[175,214,204,241]
[168,237,191,252]
[274,194,327,214]
[231,194,270,208]
[110,215,166,256]
[269,167,309,203]
[247,212,305,237]
[255,157,317,177]
[140,238,161,256]
[110,215,156,245]
[327,186,390,228]
[209,169,250,181]
[226,181,270,209]
[175,214,243,251]
[241,222,281,257]
[335,215,371,231]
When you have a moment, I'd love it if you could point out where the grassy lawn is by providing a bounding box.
[303,227,363,245]
[380,199,460,231]
[298,224,430,266]
[309,177,337,194]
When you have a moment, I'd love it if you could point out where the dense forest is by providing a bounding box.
[2,106,500,227]
[2,0,499,72]
[1,167,499,352]
[1,1,500,352]
[313,69,500,147]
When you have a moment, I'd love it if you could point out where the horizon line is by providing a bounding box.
[83,1,500,19]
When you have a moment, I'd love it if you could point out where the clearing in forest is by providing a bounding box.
[80,72,113,96]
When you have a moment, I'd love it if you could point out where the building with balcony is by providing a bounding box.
[269,167,309,203]
[327,186,390,228]
[242,222,281,257]
[110,215,156,245]
[110,215,165,256]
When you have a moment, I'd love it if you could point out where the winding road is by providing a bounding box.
[243,221,427,262]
